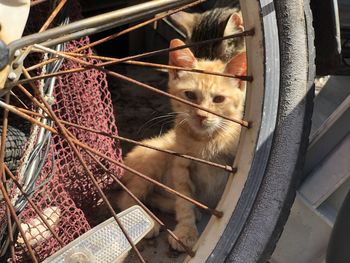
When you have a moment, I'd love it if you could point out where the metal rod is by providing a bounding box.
[11,107,236,172]
[90,30,254,67]
[25,0,206,71]
[85,151,196,257]
[31,50,251,81]
[72,138,223,218]
[0,94,16,262]
[4,165,64,247]
[31,44,250,127]
[0,179,38,262]
[61,120,236,172]
[0,100,56,133]
[10,90,29,109]
[7,102,225,217]
[24,29,253,77]
[15,0,68,68]
[40,0,68,33]
[33,90,146,263]
[8,0,205,55]
[74,0,206,52]
[20,70,145,262]
[125,60,251,81]
[16,84,51,117]
[30,0,50,7]
[21,67,224,216]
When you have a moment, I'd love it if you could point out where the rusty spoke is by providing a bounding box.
[74,0,207,53]
[11,106,236,173]
[26,50,251,82]
[4,165,64,247]
[26,0,207,72]
[24,28,253,78]
[30,44,250,127]
[0,94,16,262]
[10,91,29,109]
[0,100,55,133]
[72,138,223,218]
[6,98,223,218]
[15,0,68,68]
[3,88,223,218]
[0,182,38,262]
[30,0,50,7]
[28,84,146,263]
[85,150,195,257]
[16,84,51,117]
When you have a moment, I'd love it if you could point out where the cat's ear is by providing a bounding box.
[224,52,247,90]
[224,12,244,37]
[169,39,197,79]
[169,11,199,37]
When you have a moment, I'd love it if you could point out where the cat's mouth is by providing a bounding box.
[188,117,220,134]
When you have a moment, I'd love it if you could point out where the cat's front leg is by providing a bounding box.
[168,157,198,251]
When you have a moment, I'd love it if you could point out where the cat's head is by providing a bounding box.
[168,39,246,136]
[170,9,244,61]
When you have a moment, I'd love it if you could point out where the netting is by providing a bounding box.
[0,0,123,261]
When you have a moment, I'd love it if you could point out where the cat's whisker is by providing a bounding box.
[137,114,176,134]
[158,119,177,136]
[175,118,188,129]
[216,122,231,133]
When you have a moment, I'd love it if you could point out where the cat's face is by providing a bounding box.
[168,39,246,135]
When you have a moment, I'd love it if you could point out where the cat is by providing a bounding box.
[169,6,245,62]
[117,38,246,251]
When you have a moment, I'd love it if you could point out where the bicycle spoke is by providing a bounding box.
[4,165,64,247]
[10,105,236,173]
[24,29,253,77]
[59,120,236,173]
[74,0,207,53]
[5,92,224,219]
[15,0,68,67]
[25,0,206,71]
[0,100,55,133]
[85,151,196,257]
[28,50,251,81]
[0,178,38,262]
[10,90,29,109]
[39,0,67,33]
[0,94,16,262]
[32,85,146,263]
[10,73,225,219]
[30,0,50,7]
[73,138,223,218]
[30,44,251,127]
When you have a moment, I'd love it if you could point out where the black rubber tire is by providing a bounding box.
[207,0,315,262]
[0,125,27,172]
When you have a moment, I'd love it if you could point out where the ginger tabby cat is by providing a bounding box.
[117,39,246,251]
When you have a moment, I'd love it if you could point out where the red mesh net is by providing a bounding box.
[0,0,123,261]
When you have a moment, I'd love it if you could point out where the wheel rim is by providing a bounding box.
[0,1,280,262]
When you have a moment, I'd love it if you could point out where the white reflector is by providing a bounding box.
[43,205,154,263]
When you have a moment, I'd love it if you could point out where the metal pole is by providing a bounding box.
[8,0,202,55]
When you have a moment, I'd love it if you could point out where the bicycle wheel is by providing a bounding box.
[0,0,315,262]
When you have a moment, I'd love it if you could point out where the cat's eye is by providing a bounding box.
[213,95,225,103]
[184,91,197,101]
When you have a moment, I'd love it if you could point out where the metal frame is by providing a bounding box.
[7,0,203,57]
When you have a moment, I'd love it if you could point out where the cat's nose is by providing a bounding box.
[197,114,208,123]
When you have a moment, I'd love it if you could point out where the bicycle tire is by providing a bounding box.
[203,0,315,262]
[0,0,316,262]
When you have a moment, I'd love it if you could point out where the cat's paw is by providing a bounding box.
[145,221,161,239]
[168,224,198,252]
